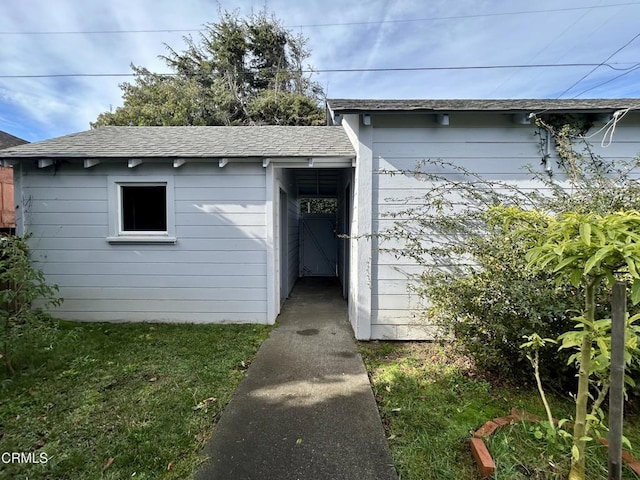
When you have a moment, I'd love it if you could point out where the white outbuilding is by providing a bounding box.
[3,99,640,340]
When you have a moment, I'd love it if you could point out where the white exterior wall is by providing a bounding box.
[343,114,373,340]
[368,112,640,340]
[274,167,300,300]
[16,160,269,323]
[286,187,300,295]
[336,168,353,299]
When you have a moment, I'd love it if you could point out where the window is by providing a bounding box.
[300,198,338,214]
[121,185,167,232]
[107,177,176,244]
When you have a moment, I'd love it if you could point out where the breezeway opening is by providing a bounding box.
[275,167,352,305]
[300,197,338,278]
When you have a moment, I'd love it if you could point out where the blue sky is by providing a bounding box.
[2,0,640,142]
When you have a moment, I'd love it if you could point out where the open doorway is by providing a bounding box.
[275,167,352,306]
[300,198,337,277]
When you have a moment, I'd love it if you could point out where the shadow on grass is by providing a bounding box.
[0,319,272,480]
[359,342,498,480]
[360,341,640,480]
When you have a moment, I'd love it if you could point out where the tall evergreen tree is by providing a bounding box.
[93,10,325,127]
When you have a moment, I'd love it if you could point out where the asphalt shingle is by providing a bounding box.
[0,126,355,159]
[0,131,28,150]
[328,98,640,113]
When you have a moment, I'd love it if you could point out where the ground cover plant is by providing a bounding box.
[486,418,640,480]
[0,320,272,479]
[360,341,640,480]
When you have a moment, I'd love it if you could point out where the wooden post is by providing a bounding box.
[609,281,626,480]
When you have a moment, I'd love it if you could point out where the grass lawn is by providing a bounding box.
[0,319,272,479]
[359,341,640,480]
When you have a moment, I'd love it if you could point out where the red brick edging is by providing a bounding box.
[470,408,640,478]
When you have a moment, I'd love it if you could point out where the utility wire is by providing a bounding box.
[571,62,640,97]
[0,62,637,79]
[1,2,639,35]
[291,2,640,28]
[487,0,608,97]
[556,30,640,97]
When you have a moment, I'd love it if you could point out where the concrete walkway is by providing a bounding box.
[196,277,397,480]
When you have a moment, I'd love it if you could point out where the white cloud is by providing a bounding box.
[1,0,640,141]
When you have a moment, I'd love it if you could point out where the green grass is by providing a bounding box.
[359,341,640,480]
[0,319,272,479]
[487,418,640,479]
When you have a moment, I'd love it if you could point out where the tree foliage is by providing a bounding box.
[92,10,325,127]
[493,206,640,480]
[300,198,337,214]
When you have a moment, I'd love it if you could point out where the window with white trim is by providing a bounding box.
[107,177,176,244]
[120,184,167,233]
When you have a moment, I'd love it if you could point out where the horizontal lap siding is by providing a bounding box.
[21,161,268,323]
[287,192,299,294]
[369,117,640,340]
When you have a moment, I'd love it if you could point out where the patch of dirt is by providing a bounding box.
[365,340,477,376]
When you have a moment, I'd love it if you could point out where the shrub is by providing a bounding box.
[418,243,579,381]
[379,121,640,384]
[408,197,581,383]
[0,235,62,373]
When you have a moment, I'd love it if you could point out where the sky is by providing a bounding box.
[2,0,640,142]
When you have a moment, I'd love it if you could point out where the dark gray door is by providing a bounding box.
[300,214,337,277]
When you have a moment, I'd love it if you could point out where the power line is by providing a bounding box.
[572,63,640,97]
[0,28,198,36]
[6,61,640,79]
[0,62,638,79]
[486,0,610,97]
[290,2,640,28]
[557,30,640,97]
[1,2,639,35]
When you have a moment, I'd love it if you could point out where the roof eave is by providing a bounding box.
[326,99,640,114]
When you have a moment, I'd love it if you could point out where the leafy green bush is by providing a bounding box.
[418,235,579,381]
[380,123,640,384]
[0,235,62,373]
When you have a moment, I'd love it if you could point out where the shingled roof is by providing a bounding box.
[327,98,640,113]
[0,130,28,150]
[0,126,355,159]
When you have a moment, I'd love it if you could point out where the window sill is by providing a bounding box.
[107,236,177,244]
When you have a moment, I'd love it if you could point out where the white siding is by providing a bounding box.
[274,168,300,300]
[369,112,640,340]
[287,188,299,293]
[18,161,268,323]
[344,114,373,340]
[336,169,353,299]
